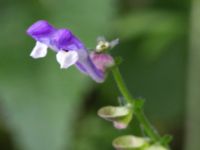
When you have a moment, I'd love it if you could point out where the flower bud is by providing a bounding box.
[90,52,115,72]
[97,105,133,129]
[144,144,168,150]
[95,36,119,52]
[112,135,149,150]
[96,40,110,52]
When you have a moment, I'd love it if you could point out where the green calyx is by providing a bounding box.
[98,105,133,129]
[113,135,149,150]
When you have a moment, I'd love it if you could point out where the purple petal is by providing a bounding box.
[27,20,55,43]
[51,29,85,51]
[75,62,88,74]
[51,29,105,82]
[76,56,105,83]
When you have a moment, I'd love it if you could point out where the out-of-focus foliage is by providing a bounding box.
[0,0,191,150]
[114,10,187,61]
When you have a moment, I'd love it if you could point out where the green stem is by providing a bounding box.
[112,67,133,104]
[112,66,160,142]
[135,109,160,141]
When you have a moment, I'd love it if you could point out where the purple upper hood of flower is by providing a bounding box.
[27,20,55,37]
[27,20,104,83]
[27,20,85,51]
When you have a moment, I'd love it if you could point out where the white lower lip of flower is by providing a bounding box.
[56,50,79,69]
[30,41,48,58]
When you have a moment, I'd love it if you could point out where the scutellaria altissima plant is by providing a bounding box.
[27,20,172,150]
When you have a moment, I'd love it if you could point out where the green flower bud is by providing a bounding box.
[97,105,133,129]
[113,135,149,150]
[144,144,168,150]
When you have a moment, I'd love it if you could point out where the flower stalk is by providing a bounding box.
[111,66,161,143]
[111,67,133,104]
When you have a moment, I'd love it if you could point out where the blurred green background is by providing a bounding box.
[0,0,198,150]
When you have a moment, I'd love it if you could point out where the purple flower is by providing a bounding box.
[27,20,104,83]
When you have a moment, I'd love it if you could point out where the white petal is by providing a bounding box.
[30,41,48,59]
[56,50,79,69]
